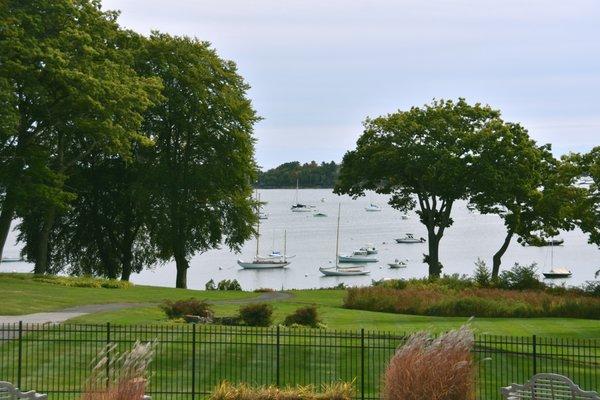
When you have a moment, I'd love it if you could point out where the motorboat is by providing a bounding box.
[395,234,426,244]
[313,212,327,217]
[338,249,378,263]
[388,259,407,269]
[466,204,476,212]
[543,267,572,279]
[359,243,378,254]
[365,203,381,212]
[258,212,268,220]
[319,204,370,276]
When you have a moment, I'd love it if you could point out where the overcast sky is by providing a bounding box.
[103,0,600,169]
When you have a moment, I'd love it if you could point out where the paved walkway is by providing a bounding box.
[0,291,293,337]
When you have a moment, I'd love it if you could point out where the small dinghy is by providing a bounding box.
[395,233,426,244]
[388,259,407,269]
[543,267,572,279]
[365,203,382,212]
[313,212,327,217]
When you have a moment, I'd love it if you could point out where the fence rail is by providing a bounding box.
[1,323,598,400]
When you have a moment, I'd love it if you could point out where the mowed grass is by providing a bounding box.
[0,273,257,315]
[1,273,598,338]
[69,289,600,338]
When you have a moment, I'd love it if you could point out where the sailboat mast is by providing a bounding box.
[550,238,554,269]
[335,203,341,268]
[284,230,287,262]
[256,193,260,257]
[295,179,299,204]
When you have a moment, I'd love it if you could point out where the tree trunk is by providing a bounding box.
[120,245,134,281]
[426,227,442,278]
[174,249,189,289]
[492,230,514,279]
[0,190,17,261]
[34,207,56,275]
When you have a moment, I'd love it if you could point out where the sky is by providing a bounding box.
[103,0,600,169]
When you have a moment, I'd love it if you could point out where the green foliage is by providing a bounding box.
[335,99,501,277]
[257,161,339,188]
[239,303,273,327]
[497,264,545,290]
[138,33,259,288]
[31,275,132,289]
[473,259,492,287]
[161,298,214,319]
[283,305,321,327]
[217,279,242,291]
[205,279,216,290]
[0,0,161,272]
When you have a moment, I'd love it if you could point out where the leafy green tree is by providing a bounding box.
[257,161,339,188]
[335,99,499,277]
[18,152,158,280]
[468,121,567,278]
[139,33,259,288]
[0,0,160,271]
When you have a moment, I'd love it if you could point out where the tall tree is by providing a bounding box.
[468,121,560,278]
[139,33,259,288]
[570,147,600,253]
[0,0,160,271]
[335,99,499,277]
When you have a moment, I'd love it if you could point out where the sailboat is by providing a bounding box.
[291,179,313,212]
[238,195,290,269]
[543,238,571,278]
[319,204,370,276]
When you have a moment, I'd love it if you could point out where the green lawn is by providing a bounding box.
[0,273,257,315]
[2,273,599,338]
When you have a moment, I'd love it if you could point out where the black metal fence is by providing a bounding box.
[0,323,598,400]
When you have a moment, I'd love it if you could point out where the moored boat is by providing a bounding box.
[365,203,381,212]
[359,243,378,254]
[388,259,407,269]
[543,267,572,279]
[395,234,426,244]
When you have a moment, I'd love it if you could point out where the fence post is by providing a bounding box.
[17,321,23,388]
[360,329,365,400]
[276,325,281,387]
[192,324,196,400]
[532,334,537,375]
[106,322,111,387]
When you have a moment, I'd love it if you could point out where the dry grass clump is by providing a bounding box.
[383,326,475,400]
[81,341,156,400]
[209,381,354,400]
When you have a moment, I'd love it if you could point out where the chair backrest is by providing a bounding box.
[0,382,47,400]
[501,373,600,400]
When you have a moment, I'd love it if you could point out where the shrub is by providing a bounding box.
[239,303,273,327]
[254,287,274,293]
[217,279,242,291]
[205,279,216,290]
[497,263,545,290]
[210,381,353,400]
[383,326,475,400]
[582,280,600,296]
[372,279,408,290]
[161,298,214,319]
[473,259,491,287]
[32,275,132,289]
[283,305,320,327]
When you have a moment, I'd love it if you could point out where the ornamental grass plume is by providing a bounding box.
[383,325,475,400]
[81,340,156,400]
[209,381,354,400]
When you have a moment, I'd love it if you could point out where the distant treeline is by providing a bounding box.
[257,161,339,188]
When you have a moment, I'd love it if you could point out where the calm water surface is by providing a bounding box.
[2,189,599,290]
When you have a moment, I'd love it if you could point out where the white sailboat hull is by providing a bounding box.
[238,259,289,269]
[395,238,425,244]
[319,267,370,276]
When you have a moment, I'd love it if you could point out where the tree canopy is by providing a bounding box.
[335,99,500,277]
[257,161,339,188]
